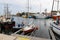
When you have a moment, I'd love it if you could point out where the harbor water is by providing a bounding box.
[12,16,52,39]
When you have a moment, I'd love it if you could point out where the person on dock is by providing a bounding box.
[21,22,24,27]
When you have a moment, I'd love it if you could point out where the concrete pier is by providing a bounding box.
[0,34,50,40]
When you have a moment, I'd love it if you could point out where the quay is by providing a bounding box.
[0,34,50,40]
[0,27,56,40]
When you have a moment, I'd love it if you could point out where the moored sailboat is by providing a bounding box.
[0,4,15,33]
[50,12,60,35]
[50,0,60,35]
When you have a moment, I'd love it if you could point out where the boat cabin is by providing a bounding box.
[52,12,60,20]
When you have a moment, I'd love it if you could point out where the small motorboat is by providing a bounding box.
[50,13,60,35]
[22,24,38,34]
[0,17,15,33]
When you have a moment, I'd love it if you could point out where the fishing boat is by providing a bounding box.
[22,24,38,34]
[1,4,15,25]
[50,0,60,35]
[0,4,15,33]
[50,12,60,35]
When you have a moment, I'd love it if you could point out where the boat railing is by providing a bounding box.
[49,27,56,40]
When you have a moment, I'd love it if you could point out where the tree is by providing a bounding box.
[16,12,22,16]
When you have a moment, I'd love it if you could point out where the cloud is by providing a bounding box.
[0,0,27,6]
[0,0,54,14]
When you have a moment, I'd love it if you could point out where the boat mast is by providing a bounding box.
[40,3,41,14]
[51,0,54,16]
[57,0,59,12]
[4,4,11,18]
[6,4,8,18]
[27,0,29,16]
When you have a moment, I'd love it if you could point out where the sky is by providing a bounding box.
[0,0,59,15]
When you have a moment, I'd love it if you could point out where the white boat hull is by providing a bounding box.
[50,22,60,35]
[53,26,60,35]
[34,14,46,19]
